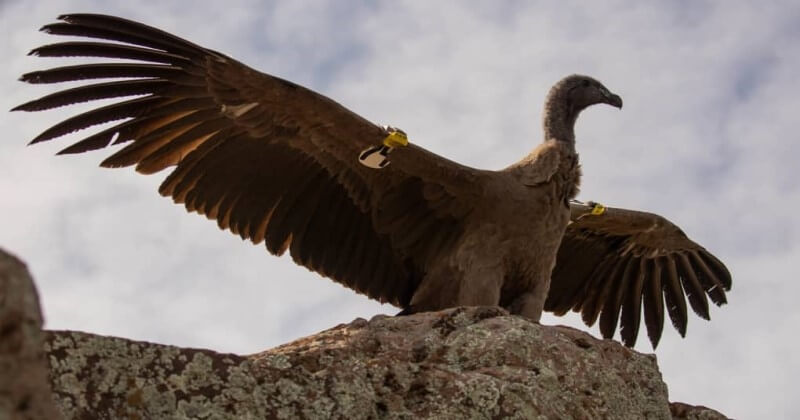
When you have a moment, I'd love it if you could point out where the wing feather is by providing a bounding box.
[689,251,728,305]
[641,258,665,348]
[661,256,689,337]
[547,202,731,347]
[599,255,636,339]
[13,79,173,111]
[620,258,646,347]
[581,256,629,327]
[29,41,192,65]
[677,253,710,320]
[29,95,164,143]
[288,180,340,268]
[15,14,481,307]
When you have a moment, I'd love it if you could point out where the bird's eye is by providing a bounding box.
[581,79,591,88]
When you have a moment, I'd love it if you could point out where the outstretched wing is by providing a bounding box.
[545,202,732,348]
[14,13,486,307]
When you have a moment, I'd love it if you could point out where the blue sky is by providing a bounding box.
[2,1,799,417]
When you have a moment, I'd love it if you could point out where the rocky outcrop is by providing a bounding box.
[43,309,669,419]
[0,249,62,420]
[1,248,730,419]
[669,402,729,420]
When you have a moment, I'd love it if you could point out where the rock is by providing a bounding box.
[44,307,672,419]
[670,402,731,420]
[1,248,732,419]
[0,249,62,420]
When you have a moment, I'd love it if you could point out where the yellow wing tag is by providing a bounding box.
[590,202,606,215]
[359,126,408,169]
[382,130,408,148]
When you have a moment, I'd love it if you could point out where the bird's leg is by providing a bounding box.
[407,264,502,312]
[455,269,503,307]
[506,279,551,322]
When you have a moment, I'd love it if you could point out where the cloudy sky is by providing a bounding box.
[1,1,798,417]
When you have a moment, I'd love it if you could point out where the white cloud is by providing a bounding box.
[1,1,798,417]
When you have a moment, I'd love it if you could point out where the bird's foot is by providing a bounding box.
[395,306,416,316]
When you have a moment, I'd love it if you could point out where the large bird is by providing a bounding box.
[13,14,731,348]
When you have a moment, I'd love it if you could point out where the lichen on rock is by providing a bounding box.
[1,248,731,419]
[44,307,676,419]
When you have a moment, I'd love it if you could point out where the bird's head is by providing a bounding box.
[542,74,622,142]
[558,74,623,111]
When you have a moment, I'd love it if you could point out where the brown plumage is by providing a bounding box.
[13,14,731,348]
[547,203,731,347]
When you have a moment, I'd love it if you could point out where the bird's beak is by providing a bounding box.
[606,93,623,109]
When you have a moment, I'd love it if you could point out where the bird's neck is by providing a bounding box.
[542,95,578,146]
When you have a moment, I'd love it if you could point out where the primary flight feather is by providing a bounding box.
[14,13,731,348]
